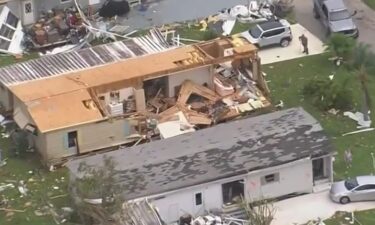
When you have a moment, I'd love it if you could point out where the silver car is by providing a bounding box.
[330,176,375,204]
[313,0,358,37]
[240,19,292,48]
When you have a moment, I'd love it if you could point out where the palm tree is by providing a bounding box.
[324,33,356,65]
[349,43,375,121]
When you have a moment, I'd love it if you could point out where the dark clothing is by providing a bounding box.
[299,35,309,55]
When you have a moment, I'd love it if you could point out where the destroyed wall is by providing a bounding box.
[166,66,213,97]
[43,118,137,161]
[0,85,12,111]
[12,97,47,158]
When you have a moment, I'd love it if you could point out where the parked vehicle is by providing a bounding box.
[313,0,358,38]
[240,19,292,48]
[330,176,375,204]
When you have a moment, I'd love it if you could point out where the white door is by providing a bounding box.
[22,0,35,25]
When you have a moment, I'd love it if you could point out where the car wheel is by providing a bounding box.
[340,196,350,204]
[280,38,290,47]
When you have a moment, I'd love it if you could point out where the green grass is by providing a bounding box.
[325,210,375,225]
[265,54,375,180]
[363,0,375,10]
[0,53,39,68]
[0,130,73,224]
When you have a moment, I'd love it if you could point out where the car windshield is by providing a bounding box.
[249,26,262,38]
[329,10,351,21]
[344,178,359,190]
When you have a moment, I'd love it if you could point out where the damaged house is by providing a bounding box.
[66,107,335,224]
[1,0,134,25]
[0,36,269,164]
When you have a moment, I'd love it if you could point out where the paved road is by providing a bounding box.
[271,190,375,225]
[294,0,375,51]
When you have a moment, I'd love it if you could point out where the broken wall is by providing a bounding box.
[167,66,213,97]
[43,117,137,161]
[0,85,12,111]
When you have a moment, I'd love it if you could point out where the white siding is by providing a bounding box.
[148,159,315,224]
[151,183,223,223]
[167,66,213,97]
[245,158,313,201]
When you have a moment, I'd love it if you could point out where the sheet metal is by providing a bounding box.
[0,35,173,87]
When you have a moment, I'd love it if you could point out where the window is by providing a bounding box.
[24,2,32,13]
[261,173,280,185]
[355,184,375,191]
[195,193,202,206]
[249,26,262,38]
[0,38,10,50]
[6,12,19,28]
[344,178,359,190]
[0,25,15,40]
[67,131,77,148]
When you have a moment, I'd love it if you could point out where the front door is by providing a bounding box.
[22,0,35,25]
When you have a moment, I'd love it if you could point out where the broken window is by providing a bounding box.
[261,173,280,185]
[0,25,15,40]
[67,131,77,148]
[6,12,19,28]
[0,38,10,50]
[195,192,202,206]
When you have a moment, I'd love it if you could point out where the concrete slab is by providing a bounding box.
[271,191,375,225]
[258,24,325,65]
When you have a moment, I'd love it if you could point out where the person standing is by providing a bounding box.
[299,34,309,55]
[344,149,353,168]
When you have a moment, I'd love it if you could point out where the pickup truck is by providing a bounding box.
[313,0,358,38]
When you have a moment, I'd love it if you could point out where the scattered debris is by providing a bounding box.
[0,184,15,193]
[328,108,339,115]
[17,180,28,197]
[343,111,372,128]
[342,128,375,136]
[0,208,25,213]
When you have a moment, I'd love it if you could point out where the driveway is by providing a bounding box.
[258,24,325,64]
[271,191,375,225]
[294,0,375,51]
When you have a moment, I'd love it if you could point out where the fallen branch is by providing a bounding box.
[50,194,68,199]
[0,208,26,213]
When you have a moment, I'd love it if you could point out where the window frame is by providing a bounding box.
[67,131,77,148]
[195,192,203,206]
[261,172,280,185]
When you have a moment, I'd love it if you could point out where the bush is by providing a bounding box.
[324,33,356,61]
[302,78,353,111]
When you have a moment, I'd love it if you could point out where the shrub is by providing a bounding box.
[302,78,353,111]
[324,33,356,61]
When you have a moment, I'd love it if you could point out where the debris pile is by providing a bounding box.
[23,7,88,51]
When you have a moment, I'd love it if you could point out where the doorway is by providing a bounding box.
[222,180,244,205]
[22,0,35,25]
[312,158,327,182]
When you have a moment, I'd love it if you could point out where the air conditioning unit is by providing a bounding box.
[107,102,123,116]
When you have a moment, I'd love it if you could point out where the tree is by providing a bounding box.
[349,43,375,121]
[240,196,276,225]
[324,33,356,65]
[71,156,130,225]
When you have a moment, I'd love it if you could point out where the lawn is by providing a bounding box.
[363,0,375,10]
[265,54,375,180]
[325,210,375,225]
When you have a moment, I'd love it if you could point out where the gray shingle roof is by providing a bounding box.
[66,107,333,200]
